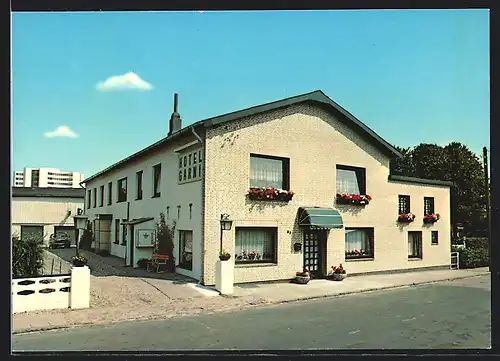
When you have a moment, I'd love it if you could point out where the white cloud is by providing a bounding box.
[96,72,153,92]
[44,126,79,138]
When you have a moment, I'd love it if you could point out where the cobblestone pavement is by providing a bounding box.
[13,276,491,351]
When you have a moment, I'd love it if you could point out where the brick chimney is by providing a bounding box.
[168,93,182,136]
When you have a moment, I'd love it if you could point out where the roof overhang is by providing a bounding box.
[388,174,453,187]
[122,217,155,226]
[298,207,344,230]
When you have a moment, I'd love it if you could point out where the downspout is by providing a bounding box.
[191,125,203,144]
[124,201,130,266]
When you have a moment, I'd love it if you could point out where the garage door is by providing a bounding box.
[54,226,76,246]
[20,225,44,241]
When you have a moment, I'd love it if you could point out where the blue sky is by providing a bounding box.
[12,10,490,180]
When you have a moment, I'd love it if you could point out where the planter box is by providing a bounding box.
[332,273,347,281]
[215,260,234,295]
[294,275,310,284]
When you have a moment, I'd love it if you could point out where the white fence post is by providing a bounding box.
[70,266,90,309]
[451,251,459,270]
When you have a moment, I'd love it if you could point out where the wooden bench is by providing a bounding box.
[147,254,169,273]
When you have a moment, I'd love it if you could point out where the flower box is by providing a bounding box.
[328,264,347,281]
[72,255,88,267]
[248,188,294,202]
[293,268,311,284]
[219,249,231,261]
[345,250,371,258]
[332,273,347,281]
[336,193,372,206]
[423,213,440,224]
[397,213,415,223]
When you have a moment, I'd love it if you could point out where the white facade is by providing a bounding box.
[83,134,204,281]
[13,168,85,188]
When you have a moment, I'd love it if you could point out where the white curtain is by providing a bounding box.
[408,232,422,256]
[235,228,274,261]
[345,229,371,252]
[250,157,283,189]
[336,169,360,194]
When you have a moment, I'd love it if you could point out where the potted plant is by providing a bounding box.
[219,248,231,261]
[397,212,415,223]
[293,268,310,284]
[423,213,440,224]
[71,255,88,267]
[329,264,347,281]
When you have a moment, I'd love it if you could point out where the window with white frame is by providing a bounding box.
[345,228,374,259]
[117,178,127,203]
[408,231,423,259]
[336,165,366,195]
[178,230,193,270]
[235,227,277,263]
[178,148,203,184]
[250,154,290,190]
[153,164,161,197]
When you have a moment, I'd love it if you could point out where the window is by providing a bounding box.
[250,154,290,190]
[336,165,366,195]
[117,178,127,203]
[93,188,97,208]
[399,195,410,214]
[108,182,112,205]
[235,227,277,263]
[153,164,161,197]
[179,148,203,184]
[424,197,435,215]
[178,230,193,270]
[121,220,127,245]
[136,171,143,200]
[431,231,439,245]
[345,228,374,259]
[114,219,120,244]
[99,185,104,207]
[87,190,91,210]
[408,231,423,259]
[21,225,44,240]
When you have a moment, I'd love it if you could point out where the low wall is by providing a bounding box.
[42,250,72,275]
[11,266,90,314]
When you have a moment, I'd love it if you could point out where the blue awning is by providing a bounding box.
[298,207,343,230]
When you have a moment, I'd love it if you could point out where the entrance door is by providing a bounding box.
[303,230,327,278]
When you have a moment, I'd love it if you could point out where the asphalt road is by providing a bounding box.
[13,275,491,351]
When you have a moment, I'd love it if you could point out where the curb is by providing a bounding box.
[265,272,490,306]
[12,272,489,336]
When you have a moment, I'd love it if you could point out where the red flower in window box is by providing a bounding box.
[248,187,294,202]
[336,193,372,206]
[398,213,415,223]
[423,213,440,223]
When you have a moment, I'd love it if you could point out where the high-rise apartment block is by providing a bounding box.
[13,168,84,188]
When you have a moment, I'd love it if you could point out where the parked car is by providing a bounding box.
[49,232,71,249]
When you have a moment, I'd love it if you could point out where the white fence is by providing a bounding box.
[12,266,90,314]
[451,251,460,270]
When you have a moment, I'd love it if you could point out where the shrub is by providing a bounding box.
[458,247,489,269]
[155,213,176,272]
[464,237,489,250]
[12,234,45,277]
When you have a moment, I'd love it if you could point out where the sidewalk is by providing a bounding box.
[12,267,489,334]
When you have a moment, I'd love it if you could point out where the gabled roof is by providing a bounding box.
[82,90,403,184]
[12,187,86,199]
